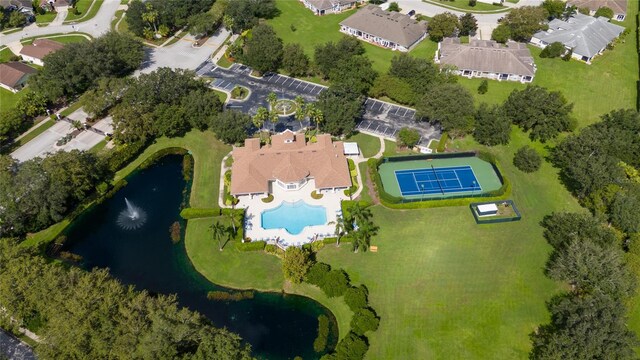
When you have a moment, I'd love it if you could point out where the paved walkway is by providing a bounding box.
[50,8,68,26]
[0,0,119,46]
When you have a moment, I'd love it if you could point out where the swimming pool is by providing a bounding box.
[261,200,327,235]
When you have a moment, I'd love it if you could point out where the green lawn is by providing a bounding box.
[64,0,104,23]
[35,11,58,25]
[111,9,125,31]
[0,88,26,111]
[30,35,91,44]
[267,0,438,74]
[346,132,381,158]
[423,0,507,12]
[0,47,15,62]
[16,119,55,147]
[318,129,582,359]
[457,0,638,129]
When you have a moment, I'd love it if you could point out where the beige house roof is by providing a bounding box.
[20,39,65,60]
[340,5,427,48]
[567,0,627,15]
[437,38,536,77]
[0,62,37,89]
[231,130,352,195]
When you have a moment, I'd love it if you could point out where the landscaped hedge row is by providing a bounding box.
[436,132,449,153]
[138,147,188,170]
[102,141,148,173]
[235,240,266,251]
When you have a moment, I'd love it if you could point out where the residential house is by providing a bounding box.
[40,0,72,11]
[530,13,625,64]
[339,5,428,52]
[20,39,65,66]
[0,0,35,21]
[300,0,363,15]
[435,38,536,83]
[0,62,37,93]
[231,130,351,197]
[566,0,627,21]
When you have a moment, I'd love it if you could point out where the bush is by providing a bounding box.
[320,269,350,298]
[344,285,369,311]
[306,262,331,286]
[101,141,148,173]
[236,241,266,251]
[436,132,449,153]
[348,158,356,171]
[351,308,380,335]
[282,247,313,284]
[180,208,218,219]
[311,190,324,199]
[313,315,330,352]
[397,127,420,148]
[540,42,566,58]
[334,331,369,360]
[261,194,274,203]
[513,146,542,173]
[594,6,613,19]
[477,80,488,94]
[469,0,477,6]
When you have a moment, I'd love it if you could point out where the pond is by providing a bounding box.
[63,155,336,359]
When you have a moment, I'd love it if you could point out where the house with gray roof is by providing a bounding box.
[300,0,362,15]
[435,38,536,83]
[567,0,627,21]
[339,5,428,52]
[530,13,625,64]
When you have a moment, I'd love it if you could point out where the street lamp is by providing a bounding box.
[472,180,477,197]
[420,183,425,202]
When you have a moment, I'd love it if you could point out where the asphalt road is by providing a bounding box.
[0,329,36,360]
[201,62,441,145]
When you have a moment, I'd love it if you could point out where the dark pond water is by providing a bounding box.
[63,155,335,359]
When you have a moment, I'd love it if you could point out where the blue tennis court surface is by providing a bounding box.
[395,166,481,196]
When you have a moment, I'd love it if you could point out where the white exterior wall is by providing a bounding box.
[0,82,19,93]
[340,25,411,52]
[21,54,44,66]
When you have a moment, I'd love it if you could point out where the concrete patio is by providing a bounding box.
[237,179,348,247]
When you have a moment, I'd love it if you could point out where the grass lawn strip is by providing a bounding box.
[423,0,508,12]
[35,12,58,25]
[346,133,381,158]
[64,0,104,23]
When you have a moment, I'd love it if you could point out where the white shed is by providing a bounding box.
[343,142,360,156]
[477,203,499,216]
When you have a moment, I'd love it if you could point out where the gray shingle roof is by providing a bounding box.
[532,13,625,58]
[438,38,535,77]
[339,5,427,48]
[306,0,355,10]
[567,0,627,16]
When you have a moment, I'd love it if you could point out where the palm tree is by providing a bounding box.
[211,221,226,251]
[333,215,347,247]
[268,110,279,132]
[267,92,278,110]
[351,216,378,253]
[253,107,269,131]
[306,104,323,132]
[142,4,158,32]
[227,207,237,236]
[294,96,306,130]
[350,203,370,224]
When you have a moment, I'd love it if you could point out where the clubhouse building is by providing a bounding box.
[339,5,428,52]
[231,130,352,197]
[435,38,536,83]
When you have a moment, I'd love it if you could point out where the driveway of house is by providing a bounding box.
[0,329,36,360]
[200,62,441,145]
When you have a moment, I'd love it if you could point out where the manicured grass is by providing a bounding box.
[64,0,104,23]
[0,47,16,62]
[60,102,83,117]
[356,161,374,204]
[317,129,582,359]
[216,55,233,68]
[457,0,637,129]
[115,131,231,208]
[346,132,381,158]
[30,35,91,44]
[213,89,228,103]
[36,11,58,25]
[0,88,26,111]
[267,0,438,74]
[16,119,55,147]
[111,9,125,31]
[89,138,108,153]
[423,0,507,12]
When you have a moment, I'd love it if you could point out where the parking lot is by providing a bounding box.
[200,62,441,143]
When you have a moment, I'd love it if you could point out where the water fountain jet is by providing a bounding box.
[117,198,147,230]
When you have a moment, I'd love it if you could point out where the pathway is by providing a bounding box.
[50,8,68,26]
[0,0,119,46]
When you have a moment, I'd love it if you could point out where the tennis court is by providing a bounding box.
[395,166,481,196]
[378,156,504,200]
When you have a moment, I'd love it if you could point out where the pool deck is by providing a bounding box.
[236,179,348,247]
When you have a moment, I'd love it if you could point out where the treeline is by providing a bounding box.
[0,32,143,147]
[0,239,253,359]
[0,151,107,237]
[126,0,214,39]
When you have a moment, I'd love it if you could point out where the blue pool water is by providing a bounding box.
[262,200,328,234]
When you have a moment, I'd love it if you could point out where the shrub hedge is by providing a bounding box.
[235,240,266,251]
